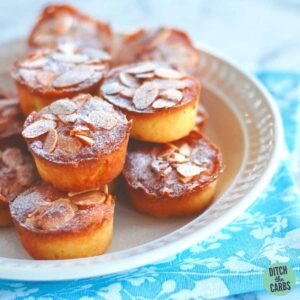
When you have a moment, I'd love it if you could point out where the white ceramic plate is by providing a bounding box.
[0,40,283,281]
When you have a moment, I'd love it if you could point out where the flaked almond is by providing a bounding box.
[42,113,58,121]
[57,113,77,124]
[127,63,157,74]
[22,119,57,139]
[133,82,159,109]
[166,143,179,150]
[43,128,58,153]
[51,53,88,64]
[19,69,36,85]
[70,126,90,136]
[57,135,82,154]
[101,81,122,95]
[70,191,106,207]
[135,72,155,79]
[83,48,111,62]
[162,166,172,176]
[36,71,55,86]
[152,99,176,109]
[52,67,94,88]
[87,111,118,130]
[178,175,193,183]
[171,152,189,163]
[176,163,206,178]
[20,57,48,69]
[153,79,190,90]
[178,143,191,156]
[50,99,77,115]
[160,89,183,102]
[119,72,139,88]
[2,148,23,169]
[120,88,135,98]
[151,160,170,172]
[155,67,184,79]
[68,187,100,197]
[105,195,113,205]
[75,134,94,146]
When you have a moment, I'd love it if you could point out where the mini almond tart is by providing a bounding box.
[11,46,110,115]
[114,27,200,74]
[28,4,113,52]
[22,95,131,192]
[123,132,222,217]
[100,62,201,143]
[10,182,115,259]
[0,147,38,227]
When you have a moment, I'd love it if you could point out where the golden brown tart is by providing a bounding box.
[10,182,115,259]
[114,27,200,74]
[11,46,110,115]
[28,4,113,52]
[22,94,131,192]
[123,132,222,217]
[0,147,37,227]
[100,62,201,143]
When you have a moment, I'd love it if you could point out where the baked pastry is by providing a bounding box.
[22,94,131,192]
[28,4,113,52]
[0,147,37,227]
[10,182,115,259]
[11,46,110,115]
[0,93,24,145]
[123,132,222,217]
[100,62,201,143]
[114,27,200,74]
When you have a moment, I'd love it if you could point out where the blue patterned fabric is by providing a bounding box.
[0,72,299,300]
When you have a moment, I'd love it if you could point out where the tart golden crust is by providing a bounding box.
[0,147,38,226]
[23,95,131,191]
[10,182,115,259]
[28,4,113,52]
[123,133,222,217]
[114,27,200,73]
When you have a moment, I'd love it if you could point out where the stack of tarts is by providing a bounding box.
[2,3,223,260]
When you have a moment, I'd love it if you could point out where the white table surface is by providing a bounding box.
[0,1,299,299]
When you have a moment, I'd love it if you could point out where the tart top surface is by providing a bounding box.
[10,182,114,233]
[28,4,113,52]
[22,94,131,163]
[0,147,37,204]
[123,133,222,198]
[115,27,200,72]
[100,61,201,114]
[0,95,24,139]
[11,46,110,94]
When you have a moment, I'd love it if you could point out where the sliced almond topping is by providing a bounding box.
[135,72,155,79]
[102,184,109,194]
[178,175,193,183]
[19,69,36,85]
[20,57,48,69]
[57,135,82,154]
[101,81,122,95]
[166,143,179,150]
[87,111,118,130]
[171,152,189,163]
[36,71,55,86]
[152,99,176,109]
[155,67,184,79]
[105,195,113,205]
[42,113,58,121]
[70,191,106,207]
[68,187,100,197]
[52,67,94,88]
[127,63,157,74]
[70,126,90,136]
[57,113,77,124]
[162,166,172,176]
[75,134,94,146]
[151,160,170,173]
[51,53,88,64]
[22,119,57,139]
[176,163,206,178]
[50,99,77,115]
[120,88,135,98]
[119,72,139,88]
[133,82,159,109]
[160,89,183,102]
[2,148,23,169]
[43,128,58,153]
[178,143,191,156]
[153,79,190,90]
